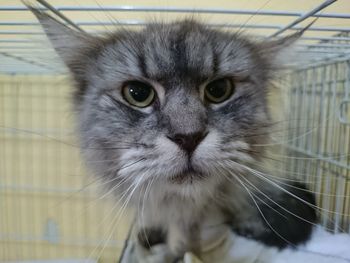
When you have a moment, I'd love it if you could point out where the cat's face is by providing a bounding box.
[32,9,298,199]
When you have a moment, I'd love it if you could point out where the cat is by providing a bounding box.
[28,5,317,261]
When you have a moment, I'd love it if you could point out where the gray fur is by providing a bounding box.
[30,7,302,259]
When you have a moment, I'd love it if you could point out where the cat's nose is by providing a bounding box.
[167,132,207,154]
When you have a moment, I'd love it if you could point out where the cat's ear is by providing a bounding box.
[258,31,302,65]
[258,22,314,65]
[27,5,98,71]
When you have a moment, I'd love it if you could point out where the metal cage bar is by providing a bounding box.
[1,1,350,261]
[0,1,349,73]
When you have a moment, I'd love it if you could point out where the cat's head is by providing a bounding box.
[31,8,300,199]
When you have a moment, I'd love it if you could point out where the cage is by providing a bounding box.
[1,0,350,262]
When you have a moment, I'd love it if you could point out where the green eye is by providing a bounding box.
[204,78,234,103]
[122,81,155,108]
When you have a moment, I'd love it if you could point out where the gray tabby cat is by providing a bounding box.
[29,6,317,261]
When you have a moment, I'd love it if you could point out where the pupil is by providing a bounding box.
[129,83,151,102]
[208,79,227,98]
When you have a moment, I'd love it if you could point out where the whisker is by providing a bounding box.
[231,161,349,217]
[236,173,323,229]
[0,125,146,150]
[85,181,135,261]
[263,175,350,199]
[228,170,348,261]
[218,165,313,249]
[52,158,146,209]
[251,161,330,181]
[236,0,273,35]
[88,176,143,261]
[138,173,157,249]
[216,167,288,220]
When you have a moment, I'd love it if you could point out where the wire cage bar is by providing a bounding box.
[0,1,350,74]
[0,0,350,262]
[283,58,350,233]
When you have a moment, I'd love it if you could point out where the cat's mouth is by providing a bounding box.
[170,163,204,184]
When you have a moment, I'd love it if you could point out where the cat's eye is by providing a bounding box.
[204,78,234,103]
[122,81,155,108]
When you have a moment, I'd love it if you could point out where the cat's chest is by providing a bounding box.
[143,198,225,255]
[198,206,231,251]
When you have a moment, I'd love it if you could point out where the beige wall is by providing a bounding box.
[0,75,132,262]
[1,0,350,262]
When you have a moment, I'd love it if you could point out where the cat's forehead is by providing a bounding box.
[142,21,216,80]
[98,21,256,86]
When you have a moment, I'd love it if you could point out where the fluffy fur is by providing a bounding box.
[29,6,317,260]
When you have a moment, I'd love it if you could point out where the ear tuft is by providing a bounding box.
[259,20,316,66]
[25,3,98,70]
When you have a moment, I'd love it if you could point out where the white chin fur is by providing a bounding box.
[118,130,251,199]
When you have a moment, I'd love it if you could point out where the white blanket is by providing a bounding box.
[226,227,350,263]
[120,226,350,263]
